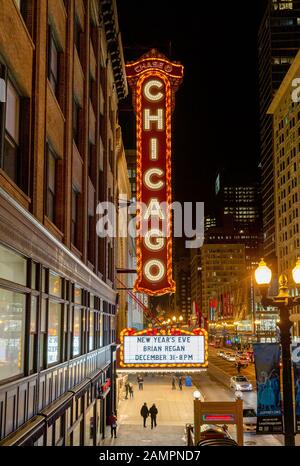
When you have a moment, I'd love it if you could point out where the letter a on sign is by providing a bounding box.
[126,49,184,295]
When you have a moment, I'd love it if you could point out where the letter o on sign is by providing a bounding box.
[144,260,165,282]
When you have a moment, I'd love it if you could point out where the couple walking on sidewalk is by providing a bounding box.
[140,403,158,429]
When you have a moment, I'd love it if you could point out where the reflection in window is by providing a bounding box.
[73,308,81,356]
[49,272,62,297]
[4,80,20,184]
[0,244,27,286]
[46,146,57,223]
[30,296,38,373]
[0,288,25,381]
[85,404,95,446]
[89,311,94,351]
[47,302,61,364]
[74,286,82,304]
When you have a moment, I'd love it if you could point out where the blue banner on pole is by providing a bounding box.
[292,343,300,433]
[253,343,283,434]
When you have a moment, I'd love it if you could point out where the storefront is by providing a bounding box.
[0,237,117,445]
[0,368,109,446]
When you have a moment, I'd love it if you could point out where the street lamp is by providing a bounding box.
[254,257,300,446]
[193,390,201,400]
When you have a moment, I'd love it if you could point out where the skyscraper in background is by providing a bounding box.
[210,169,263,270]
[258,0,300,266]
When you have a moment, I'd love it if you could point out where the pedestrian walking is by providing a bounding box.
[125,382,130,399]
[178,376,183,391]
[137,375,144,390]
[129,383,134,398]
[149,404,158,429]
[172,375,176,390]
[236,362,242,374]
[140,402,149,427]
[109,412,117,438]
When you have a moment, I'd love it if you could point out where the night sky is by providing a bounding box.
[117,0,267,213]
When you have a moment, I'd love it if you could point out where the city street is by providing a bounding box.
[104,362,297,447]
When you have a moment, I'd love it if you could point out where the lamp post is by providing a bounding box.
[254,257,300,446]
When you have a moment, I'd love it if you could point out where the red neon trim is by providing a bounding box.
[203,415,234,421]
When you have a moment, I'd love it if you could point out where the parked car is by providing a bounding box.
[224,352,236,362]
[217,350,225,357]
[230,375,253,391]
[243,408,257,433]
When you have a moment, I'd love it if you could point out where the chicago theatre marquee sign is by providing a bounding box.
[126,50,184,296]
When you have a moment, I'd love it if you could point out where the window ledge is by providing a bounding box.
[0,169,31,210]
[44,216,64,242]
[71,243,82,259]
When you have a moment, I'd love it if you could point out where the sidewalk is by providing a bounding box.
[102,374,197,446]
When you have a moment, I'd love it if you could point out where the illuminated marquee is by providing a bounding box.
[126,49,183,296]
[119,327,208,369]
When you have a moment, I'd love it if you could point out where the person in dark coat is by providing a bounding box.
[178,376,183,390]
[109,412,117,438]
[137,375,144,390]
[125,382,130,399]
[236,362,242,374]
[149,404,158,429]
[129,383,134,398]
[172,375,176,389]
[140,403,149,427]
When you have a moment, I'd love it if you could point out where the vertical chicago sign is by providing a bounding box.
[126,49,184,296]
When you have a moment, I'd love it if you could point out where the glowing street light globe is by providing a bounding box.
[254,259,272,285]
[193,390,201,400]
[292,257,300,284]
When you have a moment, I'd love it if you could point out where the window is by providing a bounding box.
[0,288,26,381]
[74,286,82,305]
[88,142,95,181]
[46,146,57,223]
[48,27,59,96]
[47,301,61,364]
[89,310,94,351]
[29,296,38,373]
[40,299,47,369]
[74,16,82,61]
[88,214,94,264]
[73,307,81,356]
[49,272,62,297]
[72,187,79,247]
[73,99,80,148]
[0,244,27,285]
[4,79,20,184]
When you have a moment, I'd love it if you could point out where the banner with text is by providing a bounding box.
[292,343,300,433]
[253,343,283,434]
[119,327,208,369]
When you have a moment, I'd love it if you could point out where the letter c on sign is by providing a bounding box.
[143,79,164,101]
[144,260,165,282]
[144,168,165,190]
